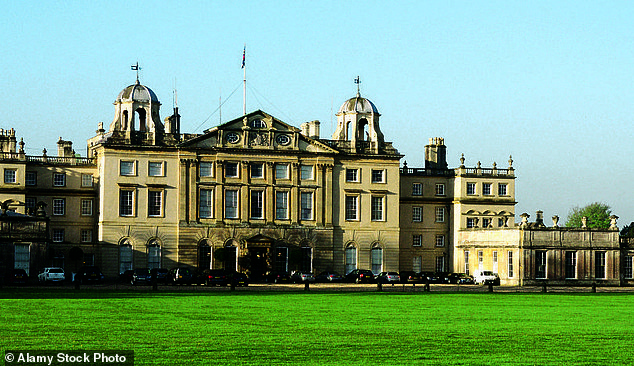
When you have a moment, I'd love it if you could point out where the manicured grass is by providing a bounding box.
[1,289,633,365]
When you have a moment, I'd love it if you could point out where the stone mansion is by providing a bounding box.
[0,79,628,286]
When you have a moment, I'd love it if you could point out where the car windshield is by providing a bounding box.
[50,268,64,273]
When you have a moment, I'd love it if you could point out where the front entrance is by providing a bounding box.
[247,247,270,282]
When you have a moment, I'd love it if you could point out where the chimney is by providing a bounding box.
[424,137,447,170]
[57,137,74,157]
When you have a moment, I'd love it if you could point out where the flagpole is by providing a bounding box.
[242,45,246,116]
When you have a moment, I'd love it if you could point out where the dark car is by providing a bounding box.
[151,268,170,284]
[315,271,344,283]
[119,269,134,283]
[6,268,29,285]
[76,266,105,283]
[418,272,440,284]
[399,271,422,284]
[435,272,452,284]
[345,269,375,283]
[169,267,195,285]
[448,273,475,284]
[131,268,152,285]
[201,269,231,286]
[232,272,249,287]
[267,271,291,283]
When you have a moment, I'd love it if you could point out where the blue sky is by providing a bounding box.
[2,1,633,224]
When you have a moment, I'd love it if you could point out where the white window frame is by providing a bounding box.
[371,196,384,221]
[435,235,445,247]
[412,207,423,222]
[225,162,239,178]
[508,251,514,278]
[199,189,214,218]
[52,198,65,216]
[119,189,134,217]
[536,250,547,279]
[345,195,359,221]
[250,163,264,179]
[435,207,445,223]
[276,191,289,220]
[81,199,93,216]
[148,161,164,177]
[300,165,314,180]
[148,190,163,217]
[464,251,470,275]
[412,183,422,196]
[493,251,498,273]
[300,191,313,221]
[412,235,422,247]
[53,173,66,187]
[482,183,492,196]
[120,161,136,176]
[346,168,359,182]
[467,182,476,195]
[250,190,264,219]
[81,174,93,187]
[200,162,213,177]
[565,251,577,279]
[225,189,239,219]
[4,169,16,184]
[371,169,385,183]
[498,183,508,196]
[80,229,93,243]
[435,183,445,196]
[275,164,289,180]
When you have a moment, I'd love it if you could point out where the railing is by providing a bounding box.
[0,152,95,166]
[400,167,455,176]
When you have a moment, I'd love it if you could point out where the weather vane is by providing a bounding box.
[354,76,361,95]
[131,62,141,82]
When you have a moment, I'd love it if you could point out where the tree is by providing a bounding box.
[564,202,612,229]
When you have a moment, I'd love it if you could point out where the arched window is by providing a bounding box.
[371,244,383,275]
[300,244,313,272]
[198,240,212,270]
[119,239,133,274]
[136,108,146,132]
[345,244,357,275]
[147,239,161,270]
[122,110,129,130]
[224,240,238,272]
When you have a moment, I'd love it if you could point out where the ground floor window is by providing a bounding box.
[147,243,161,270]
[565,251,577,279]
[119,244,133,274]
[301,247,313,272]
[371,247,383,275]
[435,256,445,272]
[507,251,514,278]
[225,245,238,271]
[464,251,470,275]
[595,251,606,279]
[625,256,633,279]
[14,244,30,275]
[536,250,547,279]
[198,243,212,270]
[345,246,357,275]
[273,247,287,273]
[413,256,422,272]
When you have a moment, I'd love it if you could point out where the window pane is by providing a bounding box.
[467,183,476,195]
[225,190,238,218]
[120,161,135,176]
[149,162,163,176]
[412,207,422,222]
[200,162,213,177]
[498,183,507,196]
[81,199,93,216]
[435,183,445,196]
[53,199,65,215]
[345,196,358,220]
[371,170,384,183]
[371,196,383,221]
[276,191,288,219]
[120,190,133,216]
[412,183,422,196]
[119,244,133,273]
[275,164,288,179]
[346,169,358,182]
[435,207,445,222]
[81,174,93,187]
[4,169,16,183]
[300,192,313,220]
[250,190,264,219]
[300,165,313,180]
[250,163,263,178]
[345,247,357,274]
[26,172,37,186]
[371,248,383,274]
[148,191,162,216]
[53,173,66,186]
[199,189,213,218]
[225,162,239,177]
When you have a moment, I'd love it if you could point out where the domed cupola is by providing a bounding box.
[109,79,164,138]
[332,90,384,153]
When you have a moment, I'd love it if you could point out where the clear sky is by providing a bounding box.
[1,1,633,225]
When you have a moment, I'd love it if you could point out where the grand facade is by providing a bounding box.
[0,79,628,285]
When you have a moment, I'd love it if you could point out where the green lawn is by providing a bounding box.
[1,289,633,365]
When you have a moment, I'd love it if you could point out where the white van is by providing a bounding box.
[473,270,500,285]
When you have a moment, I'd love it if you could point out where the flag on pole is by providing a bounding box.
[241,46,246,69]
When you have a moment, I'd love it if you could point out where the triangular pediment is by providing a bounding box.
[180,110,337,154]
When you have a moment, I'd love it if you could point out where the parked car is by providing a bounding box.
[6,268,29,285]
[119,269,134,283]
[131,268,152,285]
[232,272,249,287]
[399,271,422,284]
[201,269,231,286]
[169,267,195,285]
[418,272,440,284]
[376,272,400,284]
[435,272,452,284]
[291,271,315,283]
[315,271,344,283]
[150,268,170,284]
[473,270,500,285]
[76,266,105,283]
[266,271,291,283]
[448,273,475,284]
[345,269,375,283]
[38,267,65,283]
